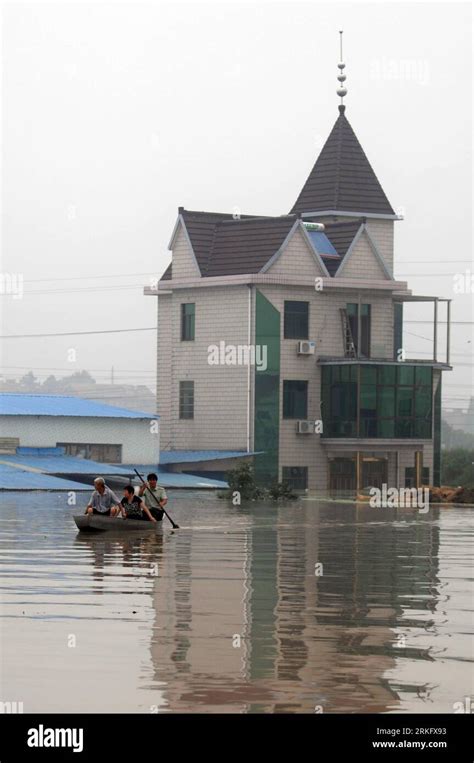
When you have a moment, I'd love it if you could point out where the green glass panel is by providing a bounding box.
[434,375,442,485]
[340,365,351,382]
[397,387,414,416]
[360,384,376,410]
[378,365,396,385]
[398,365,415,385]
[321,385,330,432]
[360,416,377,437]
[379,418,395,437]
[346,303,357,316]
[254,290,280,484]
[321,366,331,385]
[395,418,414,438]
[321,363,433,441]
[415,366,432,386]
[331,383,357,420]
[415,388,432,418]
[360,366,377,385]
[379,386,395,417]
[415,418,431,438]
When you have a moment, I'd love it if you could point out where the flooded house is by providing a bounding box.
[146,74,451,498]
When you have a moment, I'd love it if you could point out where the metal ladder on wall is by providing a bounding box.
[339,308,357,358]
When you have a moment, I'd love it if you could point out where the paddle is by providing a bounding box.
[133,469,179,529]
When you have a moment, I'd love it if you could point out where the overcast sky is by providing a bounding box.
[1,1,472,406]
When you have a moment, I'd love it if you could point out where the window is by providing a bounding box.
[179,381,194,419]
[181,303,195,341]
[321,365,357,436]
[283,380,308,419]
[347,303,371,357]
[321,364,433,439]
[282,466,308,491]
[405,467,430,487]
[284,301,309,339]
[57,443,122,463]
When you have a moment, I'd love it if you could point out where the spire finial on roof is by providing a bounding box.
[337,30,347,113]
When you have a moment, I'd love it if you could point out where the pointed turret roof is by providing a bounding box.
[291,106,395,216]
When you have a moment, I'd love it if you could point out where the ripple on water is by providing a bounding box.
[0,492,472,713]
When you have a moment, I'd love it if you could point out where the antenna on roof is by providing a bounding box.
[337,30,347,113]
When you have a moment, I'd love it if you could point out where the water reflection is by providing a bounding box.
[144,503,442,713]
[0,493,470,714]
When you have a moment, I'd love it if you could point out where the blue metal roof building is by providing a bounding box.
[0,451,229,491]
[0,450,135,475]
[0,393,157,419]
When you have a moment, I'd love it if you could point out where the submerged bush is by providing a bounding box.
[219,462,297,501]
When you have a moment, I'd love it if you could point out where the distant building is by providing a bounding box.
[0,394,159,464]
[146,59,452,496]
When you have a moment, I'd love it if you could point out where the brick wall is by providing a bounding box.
[158,285,251,451]
[338,230,388,280]
[267,226,326,278]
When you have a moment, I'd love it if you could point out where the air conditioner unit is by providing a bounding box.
[297,340,316,355]
[296,420,314,434]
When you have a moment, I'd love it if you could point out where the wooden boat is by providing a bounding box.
[74,514,163,533]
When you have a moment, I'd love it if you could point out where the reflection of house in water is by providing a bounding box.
[146,504,440,713]
[148,527,252,712]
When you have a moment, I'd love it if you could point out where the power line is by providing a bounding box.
[0,327,156,339]
[405,320,473,325]
[0,365,156,373]
[16,260,472,285]
[25,272,158,284]
[19,285,149,297]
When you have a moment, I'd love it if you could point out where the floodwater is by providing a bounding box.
[0,491,472,714]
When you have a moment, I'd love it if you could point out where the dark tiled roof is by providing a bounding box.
[205,216,297,276]
[291,109,395,216]
[164,192,369,281]
[162,212,365,280]
[324,220,363,256]
[320,255,340,276]
[181,210,260,274]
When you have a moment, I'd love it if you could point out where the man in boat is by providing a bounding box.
[138,472,167,521]
[85,477,121,517]
[120,485,157,522]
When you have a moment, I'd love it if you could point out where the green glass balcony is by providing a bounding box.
[321,363,433,439]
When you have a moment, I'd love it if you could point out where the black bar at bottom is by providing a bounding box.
[0,713,472,760]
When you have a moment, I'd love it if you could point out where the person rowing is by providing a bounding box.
[137,472,167,522]
[85,477,121,517]
[119,485,157,522]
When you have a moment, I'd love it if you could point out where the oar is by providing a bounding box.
[133,469,179,529]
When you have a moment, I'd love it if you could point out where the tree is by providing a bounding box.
[441,449,474,488]
[19,371,38,389]
[219,461,297,501]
